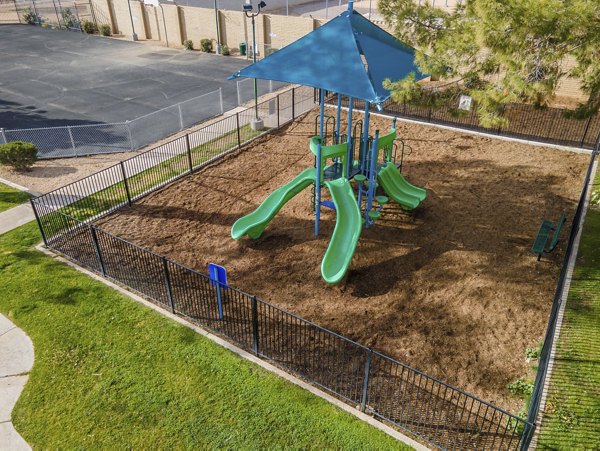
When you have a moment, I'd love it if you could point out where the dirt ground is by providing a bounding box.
[98,110,589,412]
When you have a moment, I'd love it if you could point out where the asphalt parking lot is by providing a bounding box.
[0,25,248,130]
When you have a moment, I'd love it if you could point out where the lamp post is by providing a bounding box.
[214,0,221,54]
[244,0,266,130]
[127,0,138,41]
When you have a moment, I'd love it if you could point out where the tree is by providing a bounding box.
[379,0,600,126]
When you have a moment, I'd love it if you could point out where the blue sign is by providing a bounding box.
[208,263,228,287]
[208,263,227,320]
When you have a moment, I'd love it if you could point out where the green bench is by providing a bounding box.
[531,213,566,261]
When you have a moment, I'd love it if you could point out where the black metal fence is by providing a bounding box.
[328,94,600,149]
[524,137,600,444]
[31,85,532,449]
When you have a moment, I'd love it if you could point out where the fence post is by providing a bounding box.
[580,115,594,148]
[89,225,106,276]
[219,87,224,115]
[520,422,536,451]
[13,0,21,24]
[31,0,40,25]
[497,106,505,135]
[360,348,373,413]
[178,104,184,130]
[185,134,193,173]
[251,295,260,356]
[67,126,77,156]
[162,257,176,313]
[126,121,134,151]
[0,128,6,144]
[51,0,61,27]
[119,162,132,206]
[236,113,242,149]
[276,94,280,128]
[292,88,296,119]
[30,199,48,247]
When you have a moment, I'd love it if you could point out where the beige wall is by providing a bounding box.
[143,5,160,40]
[220,10,247,52]
[0,4,20,23]
[96,0,316,55]
[180,6,217,48]
[265,15,314,51]
[89,0,588,101]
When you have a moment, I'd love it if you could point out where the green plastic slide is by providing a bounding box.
[231,167,316,240]
[321,178,362,284]
[377,163,426,210]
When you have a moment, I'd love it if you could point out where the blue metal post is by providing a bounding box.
[335,95,342,143]
[315,89,325,236]
[365,131,379,227]
[361,102,371,176]
[357,178,364,212]
[215,271,223,320]
[348,0,354,12]
[345,97,354,178]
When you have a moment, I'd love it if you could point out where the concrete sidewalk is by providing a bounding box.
[0,204,35,236]
[0,315,33,451]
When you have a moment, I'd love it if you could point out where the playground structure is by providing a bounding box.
[230,1,427,284]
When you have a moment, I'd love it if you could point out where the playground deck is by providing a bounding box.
[97,110,589,413]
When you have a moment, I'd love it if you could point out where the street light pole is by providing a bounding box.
[214,0,221,54]
[244,0,266,130]
[251,14,258,119]
[127,0,138,41]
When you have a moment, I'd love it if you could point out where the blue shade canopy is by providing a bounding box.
[229,9,426,103]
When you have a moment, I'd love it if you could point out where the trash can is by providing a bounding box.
[239,42,247,56]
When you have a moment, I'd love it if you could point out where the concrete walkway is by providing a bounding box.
[0,315,33,451]
[0,204,35,235]
[0,182,35,449]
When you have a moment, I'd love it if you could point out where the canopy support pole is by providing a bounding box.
[361,101,371,177]
[345,97,354,178]
[335,94,342,144]
[315,88,325,236]
[365,130,379,227]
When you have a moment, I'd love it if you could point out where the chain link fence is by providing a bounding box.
[236,78,290,107]
[0,0,20,22]
[3,0,98,29]
[1,89,224,159]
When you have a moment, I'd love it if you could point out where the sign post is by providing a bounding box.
[208,263,227,320]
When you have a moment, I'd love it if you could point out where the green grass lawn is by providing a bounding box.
[536,175,600,449]
[0,182,30,212]
[0,222,409,449]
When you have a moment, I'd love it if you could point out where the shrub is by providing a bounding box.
[507,378,534,398]
[183,39,193,50]
[200,38,212,53]
[0,142,38,171]
[98,24,111,36]
[81,20,97,34]
[265,47,279,56]
[22,8,40,25]
[61,8,76,28]
[221,45,230,56]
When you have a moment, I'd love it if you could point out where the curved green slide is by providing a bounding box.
[321,178,362,284]
[232,167,316,240]
[377,163,426,211]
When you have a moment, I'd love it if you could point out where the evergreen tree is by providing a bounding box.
[379,0,600,126]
